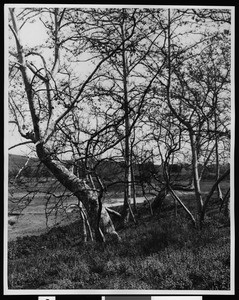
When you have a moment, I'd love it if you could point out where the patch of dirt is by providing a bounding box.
[7,195,80,241]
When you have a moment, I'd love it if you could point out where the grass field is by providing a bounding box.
[7,179,231,290]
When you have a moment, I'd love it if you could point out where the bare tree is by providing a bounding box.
[8,7,231,239]
[8,7,137,242]
[164,8,230,227]
[77,8,167,223]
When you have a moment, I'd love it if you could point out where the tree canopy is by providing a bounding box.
[8,6,232,238]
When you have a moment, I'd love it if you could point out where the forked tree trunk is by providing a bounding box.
[36,143,120,243]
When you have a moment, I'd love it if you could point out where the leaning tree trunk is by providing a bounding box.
[9,7,120,243]
[36,143,120,243]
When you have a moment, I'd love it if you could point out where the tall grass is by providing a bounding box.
[8,201,230,290]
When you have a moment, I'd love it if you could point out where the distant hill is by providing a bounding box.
[8,154,161,179]
[8,154,54,178]
[8,154,39,172]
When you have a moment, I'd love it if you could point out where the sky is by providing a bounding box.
[6,5,233,159]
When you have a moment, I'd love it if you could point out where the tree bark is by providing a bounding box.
[120,12,136,225]
[130,155,137,213]
[189,132,204,228]
[213,95,223,202]
[36,142,120,242]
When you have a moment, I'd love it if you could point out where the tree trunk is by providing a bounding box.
[189,133,204,229]
[168,186,196,226]
[223,193,230,219]
[130,157,137,213]
[214,96,223,202]
[220,188,230,218]
[152,187,168,212]
[201,169,230,222]
[215,137,223,202]
[36,142,120,242]
[121,14,136,225]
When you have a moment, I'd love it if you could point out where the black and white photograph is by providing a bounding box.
[4,4,234,294]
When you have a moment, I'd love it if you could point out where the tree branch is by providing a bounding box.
[8,141,34,151]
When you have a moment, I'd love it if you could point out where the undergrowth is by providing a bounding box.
[8,201,230,290]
